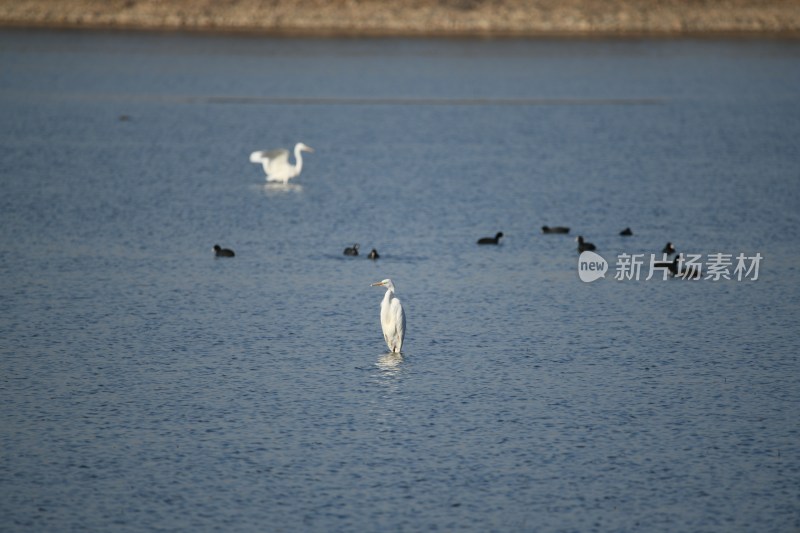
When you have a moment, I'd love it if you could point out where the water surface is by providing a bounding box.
[1,30,799,532]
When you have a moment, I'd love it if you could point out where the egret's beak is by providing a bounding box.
[371,281,384,287]
[305,146,315,153]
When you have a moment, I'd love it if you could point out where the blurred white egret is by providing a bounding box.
[249,142,314,185]
[370,279,406,353]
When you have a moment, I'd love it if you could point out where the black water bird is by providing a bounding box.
[477,232,504,245]
[620,227,633,236]
[368,249,380,260]
[542,226,570,234]
[653,255,702,279]
[662,242,677,255]
[344,243,360,256]
[576,236,596,253]
[213,244,235,257]
[653,257,679,276]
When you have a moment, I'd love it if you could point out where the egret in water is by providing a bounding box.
[213,244,235,257]
[249,142,314,185]
[477,232,504,245]
[371,279,406,353]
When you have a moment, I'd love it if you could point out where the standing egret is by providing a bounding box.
[249,142,314,185]
[371,279,406,353]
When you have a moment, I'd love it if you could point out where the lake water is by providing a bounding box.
[1,30,799,532]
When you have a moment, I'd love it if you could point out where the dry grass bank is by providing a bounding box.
[1,0,800,37]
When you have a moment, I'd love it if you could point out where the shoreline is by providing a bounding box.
[2,1,800,38]
[3,23,800,41]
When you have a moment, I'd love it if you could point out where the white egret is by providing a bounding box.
[371,279,406,354]
[249,142,314,185]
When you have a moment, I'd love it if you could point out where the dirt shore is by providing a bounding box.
[1,0,800,37]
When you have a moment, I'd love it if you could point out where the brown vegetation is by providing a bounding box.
[1,0,800,36]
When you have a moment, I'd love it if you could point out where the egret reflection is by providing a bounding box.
[377,352,403,372]
[262,182,304,194]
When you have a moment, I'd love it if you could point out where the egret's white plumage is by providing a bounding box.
[371,279,406,353]
[249,142,314,185]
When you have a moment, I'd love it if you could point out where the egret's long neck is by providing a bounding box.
[383,289,394,305]
[293,145,304,175]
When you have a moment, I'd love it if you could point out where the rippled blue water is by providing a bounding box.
[1,30,799,532]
